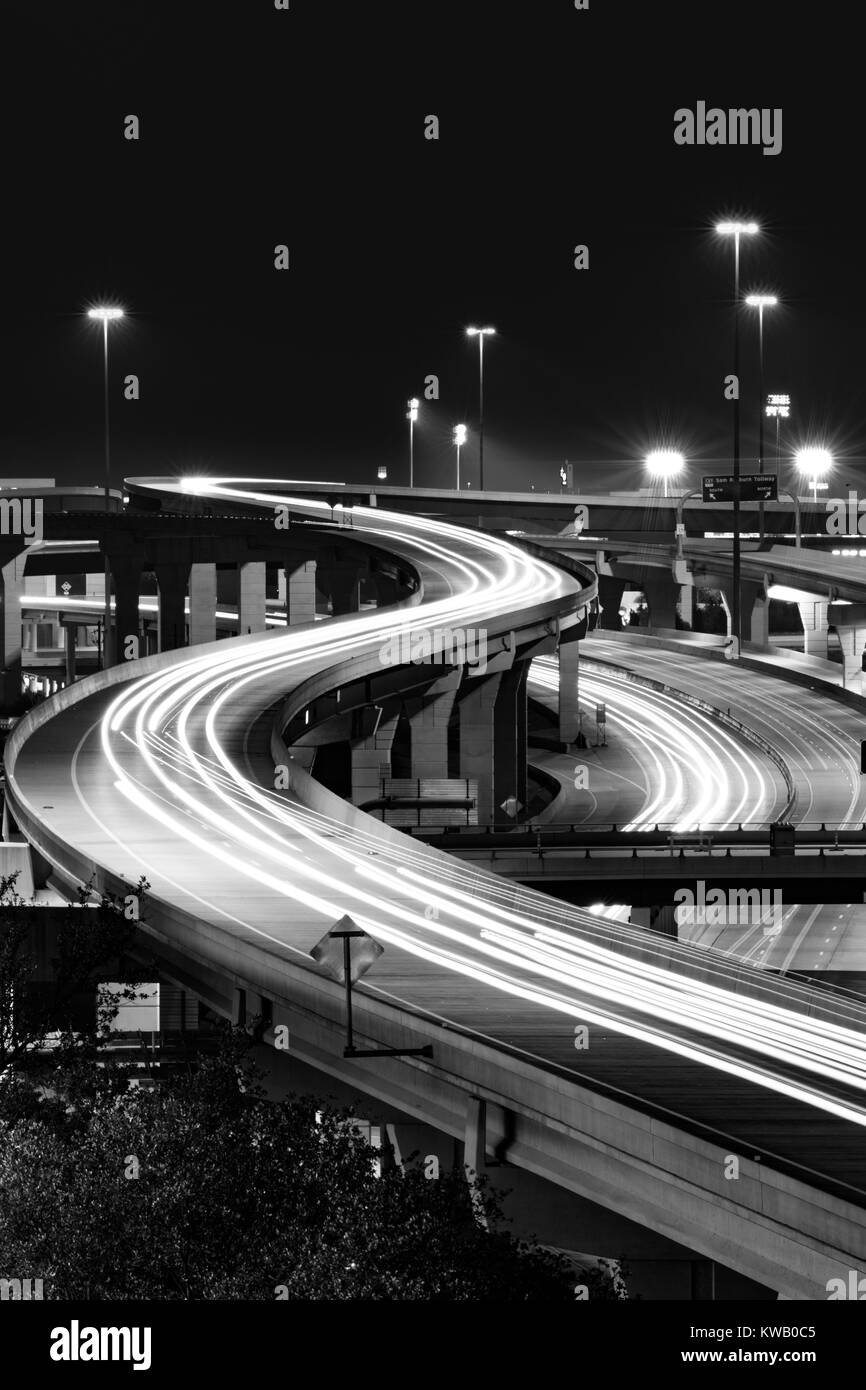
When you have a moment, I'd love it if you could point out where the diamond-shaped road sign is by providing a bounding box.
[500,797,523,819]
[309,914,384,984]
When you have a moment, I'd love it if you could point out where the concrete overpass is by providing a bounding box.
[4,477,866,1298]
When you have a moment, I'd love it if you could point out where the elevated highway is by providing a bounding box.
[5,478,866,1297]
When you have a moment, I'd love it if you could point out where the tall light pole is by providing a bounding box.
[407,397,419,487]
[87,306,124,667]
[745,294,778,540]
[766,393,790,471]
[466,326,495,490]
[645,449,685,499]
[716,222,758,657]
[453,423,467,489]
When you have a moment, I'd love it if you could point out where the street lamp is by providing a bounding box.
[466,326,495,490]
[645,449,685,498]
[795,447,833,532]
[766,393,790,471]
[406,398,419,487]
[745,294,778,541]
[716,221,759,657]
[453,423,467,489]
[87,305,125,667]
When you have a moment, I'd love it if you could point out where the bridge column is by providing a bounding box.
[374,572,401,607]
[285,559,317,626]
[597,575,626,630]
[110,557,143,664]
[493,662,529,827]
[798,598,829,659]
[829,601,866,691]
[351,707,400,807]
[239,561,267,635]
[459,672,502,826]
[743,580,769,647]
[323,563,363,615]
[558,638,580,744]
[0,553,25,710]
[189,563,217,646]
[630,906,678,938]
[407,676,459,779]
[155,563,189,652]
[678,580,695,629]
[642,575,678,629]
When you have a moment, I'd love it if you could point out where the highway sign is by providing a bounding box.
[702,473,778,503]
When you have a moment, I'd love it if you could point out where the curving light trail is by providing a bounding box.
[529,655,781,830]
[12,476,866,1141]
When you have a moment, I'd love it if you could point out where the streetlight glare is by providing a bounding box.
[454,424,467,445]
[466,325,495,336]
[645,449,685,477]
[795,447,833,476]
[87,307,124,321]
[716,221,759,235]
[745,294,778,307]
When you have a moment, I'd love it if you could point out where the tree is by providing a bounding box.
[0,1039,624,1300]
[0,871,150,1088]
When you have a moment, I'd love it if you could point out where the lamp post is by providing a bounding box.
[407,398,419,487]
[645,449,685,499]
[87,306,124,668]
[716,221,759,657]
[466,326,495,489]
[745,295,778,540]
[766,393,790,471]
[453,423,467,489]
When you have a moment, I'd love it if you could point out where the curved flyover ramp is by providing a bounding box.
[5,478,866,1298]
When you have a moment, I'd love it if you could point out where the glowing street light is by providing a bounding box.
[86,305,125,668]
[716,220,759,658]
[453,423,467,490]
[796,447,833,510]
[645,449,685,498]
[466,326,496,489]
[406,397,419,487]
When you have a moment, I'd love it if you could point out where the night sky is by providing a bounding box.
[3,2,865,497]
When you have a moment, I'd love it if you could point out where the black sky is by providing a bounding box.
[2,1,865,497]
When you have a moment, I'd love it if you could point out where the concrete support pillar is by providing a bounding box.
[351,707,400,806]
[558,639,580,744]
[458,673,502,826]
[742,580,769,648]
[630,905,678,938]
[285,559,317,626]
[597,575,627,630]
[239,561,267,635]
[155,564,189,653]
[642,574,678,629]
[110,558,143,665]
[0,553,24,710]
[798,598,830,659]
[189,563,217,646]
[829,602,866,692]
[64,623,76,684]
[691,1260,716,1300]
[493,662,529,827]
[324,565,362,616]
[678,581,695,630]
[407,679,458,779]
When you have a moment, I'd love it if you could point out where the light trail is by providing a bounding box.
[529,655,780,829]
[10,475,866,1141]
